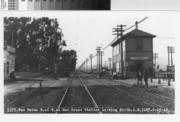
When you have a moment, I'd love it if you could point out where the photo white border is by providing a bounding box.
[0,10,180,122]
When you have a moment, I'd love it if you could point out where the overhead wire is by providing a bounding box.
[124,17,149,31]
[99,17,132,48]
[103,17,149,50]
[79,17,149,69]
[101,17,136,50]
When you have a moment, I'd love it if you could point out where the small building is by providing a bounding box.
[4,45,16,80]
[111,24,156,79]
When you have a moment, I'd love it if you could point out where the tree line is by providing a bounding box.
[4,17,77,76]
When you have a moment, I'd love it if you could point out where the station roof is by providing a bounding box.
[123,29,156,38]
[111,29,156,47]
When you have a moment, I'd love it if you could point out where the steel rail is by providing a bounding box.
[89,74,174,102]
[112,85,171,114]
[87,74,165,108]
[111,85,164,108]
[87,74,173,113]
[78,74,99,109]
[134,88,174,102]
[87,74,172,114]
[57,78,72,109]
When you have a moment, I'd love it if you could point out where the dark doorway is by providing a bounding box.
[136,61,144,73]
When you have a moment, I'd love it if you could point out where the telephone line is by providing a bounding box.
[103,17,149,50]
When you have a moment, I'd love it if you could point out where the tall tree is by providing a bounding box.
[60,50,77,76]
[4,17,66,71]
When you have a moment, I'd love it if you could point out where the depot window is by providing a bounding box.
[136,38,143,51]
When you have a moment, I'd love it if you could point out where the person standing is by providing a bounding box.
[137,70,143,85]
[144,69,149,87]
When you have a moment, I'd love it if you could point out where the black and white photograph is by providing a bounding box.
[2,12,178,114]
[1,0,180,122]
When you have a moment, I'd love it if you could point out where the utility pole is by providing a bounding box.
[170,47,175,66]
[112,24,126,79]
[100,50,102,72]
[153,53,158,73]
[167,46,175,66]
[84,61,86,72]
[86,58,88,72]
[89,54,93,73]
[167,46,175,85]
[108,58,112,70]
[108,58,112,74]
[171,47,175,82]
[96,46,101,73]
[167,46,170,66]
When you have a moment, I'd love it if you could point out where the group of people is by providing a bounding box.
[136,69,149,87]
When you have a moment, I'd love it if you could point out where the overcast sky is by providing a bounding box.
[0,10,180,122]
[0,11,178,70]
[57,12,177,69]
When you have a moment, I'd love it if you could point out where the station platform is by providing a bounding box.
[114,78,175,88]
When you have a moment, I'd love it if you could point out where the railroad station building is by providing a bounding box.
[111,24,156,79]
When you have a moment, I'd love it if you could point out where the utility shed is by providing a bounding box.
[4,46,16,80]
[111,26,156,79]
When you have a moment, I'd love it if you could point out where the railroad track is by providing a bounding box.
[57,77,72,109]
[86,73,173,114]
[57,72,100,113]
[89,73,174,101]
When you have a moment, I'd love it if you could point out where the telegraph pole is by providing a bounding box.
[167,46,170,86]
[171,47,175,81]
[108,58,112,74]
[170,47,175,66]
[96,46,101,73]
[167,46,175,86]
[167,46,175,85]
[112,24,126,79]
[108,58,112,70]
[100,50,102,72]
[86,58,88,72]
[167,46,170,66]
[84,61,86,72]
[89,54,93,73]
[167,46,175,66]
[153,53,158,73]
